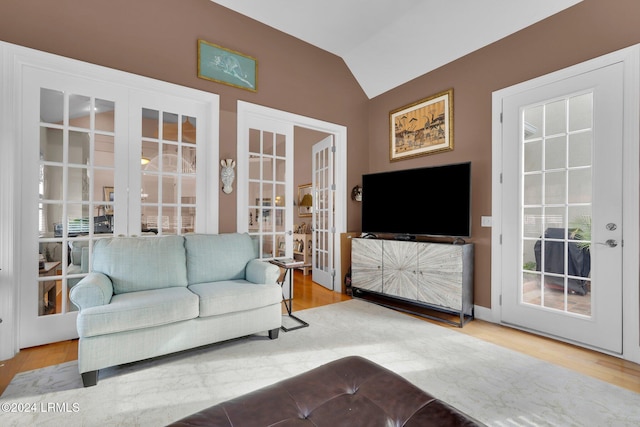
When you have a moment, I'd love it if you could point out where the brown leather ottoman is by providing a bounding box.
[168,355,485,426]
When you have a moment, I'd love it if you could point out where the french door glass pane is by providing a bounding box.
[521,92,592,317]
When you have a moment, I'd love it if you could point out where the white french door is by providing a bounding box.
[236,101,349,303]
[18,62,216,348]
[130,92,211,237]
[311,136,335,290]
[20,67,128,347]
[499,62,624,353]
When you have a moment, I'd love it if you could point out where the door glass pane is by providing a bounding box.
[183,116,196,144]
[40,128,63,162]
[163,112,179,142]
[521,93,592,317]
[523,140,542,172]
[69,95,91,130]
[263,157,274,181]
[544,136,566,170]
[275,183,285,233]
[263,132,274,155]
[68,167,89,202]
[523,174,542,205]
[95,99,115,132]
[40,89,63,123]
[545,171,566,205]
[568,132,592,167]
[95,135,115,167]
[163,206,178,234]
[523,105,543,141]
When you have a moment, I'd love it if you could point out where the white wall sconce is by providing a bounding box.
[220,158,236,194]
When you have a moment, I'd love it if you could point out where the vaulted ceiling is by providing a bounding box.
[210,0,583,98]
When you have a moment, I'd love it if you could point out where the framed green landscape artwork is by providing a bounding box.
[197,39,257,92]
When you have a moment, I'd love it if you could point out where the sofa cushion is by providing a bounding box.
[185,233,258,285]
[92,235,188,294]
[76,287,199,338]
[188,280,282,317]
[70,240,89,266]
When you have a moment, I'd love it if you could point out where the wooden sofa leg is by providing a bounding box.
[81,370,98,387]
[268,328,280,340]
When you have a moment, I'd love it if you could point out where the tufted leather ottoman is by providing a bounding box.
[168,355,485,426]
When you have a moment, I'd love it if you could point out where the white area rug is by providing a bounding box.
[2,299,639,426]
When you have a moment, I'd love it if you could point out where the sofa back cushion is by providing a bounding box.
[69,240,89,266]
[185,233,258,285]
[93,235,188,294]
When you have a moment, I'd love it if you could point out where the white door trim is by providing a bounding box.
[236,101,348,292]
[491,44,640,363]
[0,41,219,360]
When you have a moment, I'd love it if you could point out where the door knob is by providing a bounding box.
[596,239,618,248]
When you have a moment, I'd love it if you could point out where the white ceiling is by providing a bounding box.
[210,0,583,98]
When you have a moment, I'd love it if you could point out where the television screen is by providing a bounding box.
[361,162,471,238]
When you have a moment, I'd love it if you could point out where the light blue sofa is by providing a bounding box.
[70,233,282,387]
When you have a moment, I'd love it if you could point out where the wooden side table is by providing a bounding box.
[39,261,61,315]
[270,259,310,332]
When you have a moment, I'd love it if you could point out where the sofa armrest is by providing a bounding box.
[246,259,280,285]
[69,272,114,310]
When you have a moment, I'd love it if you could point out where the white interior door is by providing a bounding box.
[500,62,624,353]
[20,67,128,347]
[311,136,335,290]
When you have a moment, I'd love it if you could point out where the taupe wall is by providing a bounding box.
[2,0,640,309]
[0,0,370,233]
[369,0,640,307]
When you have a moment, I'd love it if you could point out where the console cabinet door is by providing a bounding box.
[382,240,418,299]
[351,238,383,292]
[417,243,463,310]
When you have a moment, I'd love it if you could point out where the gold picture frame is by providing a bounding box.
[390,88,454,161]
[197,39,257,92]
[103,186,114,215]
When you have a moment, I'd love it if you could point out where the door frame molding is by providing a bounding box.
[236,101,347,292]
[0,41,220,360]
[491,44,640,363]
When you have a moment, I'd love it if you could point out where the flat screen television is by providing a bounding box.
[361,162,471,238]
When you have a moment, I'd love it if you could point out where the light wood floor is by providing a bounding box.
[1,270,639,396]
